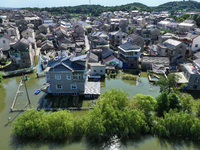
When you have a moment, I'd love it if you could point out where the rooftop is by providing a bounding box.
[184,63,200,75]
[119,42,141,51]
[164,39,181,47]
[84,81,100,95]
[175,72,189,84]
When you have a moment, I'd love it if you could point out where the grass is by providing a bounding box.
[121,74,138,80]
[82,100,90,107]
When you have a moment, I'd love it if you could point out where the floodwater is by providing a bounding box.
[0,73,199,150]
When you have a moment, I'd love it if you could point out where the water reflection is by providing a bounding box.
[0,84,6,113]
[10,134,200,150]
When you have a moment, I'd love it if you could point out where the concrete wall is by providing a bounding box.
[90,65,105,76]
[46,71,85,94]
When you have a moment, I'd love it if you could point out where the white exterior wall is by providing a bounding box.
[0,37,10,51]
[90,66,105,76]
[192,36,200,52]
[22,31,35,39]
[104,58,123,68]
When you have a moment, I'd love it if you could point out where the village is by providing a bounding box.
[0,8,200,110]
[2,1,200,149]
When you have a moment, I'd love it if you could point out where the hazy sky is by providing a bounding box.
[1,0,199,8]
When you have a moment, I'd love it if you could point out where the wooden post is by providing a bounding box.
[23,74,31,104]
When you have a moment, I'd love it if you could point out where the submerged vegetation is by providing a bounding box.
[13,89,200,142]
[121,74,138,81]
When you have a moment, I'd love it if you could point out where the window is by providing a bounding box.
[195,44,198,48]
[21,53,24,56]
[3,40,6,44]
[94,70,96,72]
[73,73,82,80]
[72,93,77,96]
[71,84,77,89]
[135,52,137,55]
[66,74,71,80]
[55,74,61,80]
[46,74,50,81]
[100,70,103,72]
[193,85,198,89]
[56,84,62,90]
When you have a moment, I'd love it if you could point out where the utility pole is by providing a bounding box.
[23,74,31,104]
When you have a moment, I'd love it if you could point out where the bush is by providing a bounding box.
[121,74,137,80]
[155,92,170,116]
[153,110,200,141]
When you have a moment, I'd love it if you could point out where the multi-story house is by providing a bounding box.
[157,39,187,62]
[9,38,35,68]
[182,60,200,90]
[118,42,143,68]
[44,56,88,96]
[0,35,17,56]
[24,16,43,30]
[109,31,127,48]
[141,28,160,42]
[22,28,35,39]
[173,32,200,54]
[178,20,197,33]
[5,25,20,40]
[128,33,144,51]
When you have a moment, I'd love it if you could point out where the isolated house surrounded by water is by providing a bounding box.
[44,55,100,96]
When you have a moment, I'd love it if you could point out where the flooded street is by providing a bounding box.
[0,72,199,150]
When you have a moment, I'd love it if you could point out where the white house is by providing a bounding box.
[157,21,170,30]
[22,28,35,39]
[103,55,123,68]
[178,22,197,32]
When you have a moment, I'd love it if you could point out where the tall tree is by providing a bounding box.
[156,92,170,116]
[156,73,180,94]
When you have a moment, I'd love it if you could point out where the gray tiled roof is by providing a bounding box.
[48,57,85,72]
[119,42,140,51]
[11,39,30,51]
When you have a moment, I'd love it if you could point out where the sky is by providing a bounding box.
[0,0,199,8]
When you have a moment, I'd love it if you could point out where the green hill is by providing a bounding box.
[154,1,200,12]
[25,1,200,16]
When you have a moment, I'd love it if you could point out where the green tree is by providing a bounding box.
[168,93,181,111]
[129,26,135,35]
[180,94,193,113]
[155,92,170,116]
[195,99,200,117]
[156,73,180,94]
[177,14,191,22]
[131,94,156,116]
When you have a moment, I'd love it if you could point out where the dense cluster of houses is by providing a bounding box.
[0,8,200,95]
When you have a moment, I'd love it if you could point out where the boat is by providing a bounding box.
[35,89,41,95]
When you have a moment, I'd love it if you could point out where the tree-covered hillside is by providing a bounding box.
[154,1,200,13]
[24,1,200,16]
